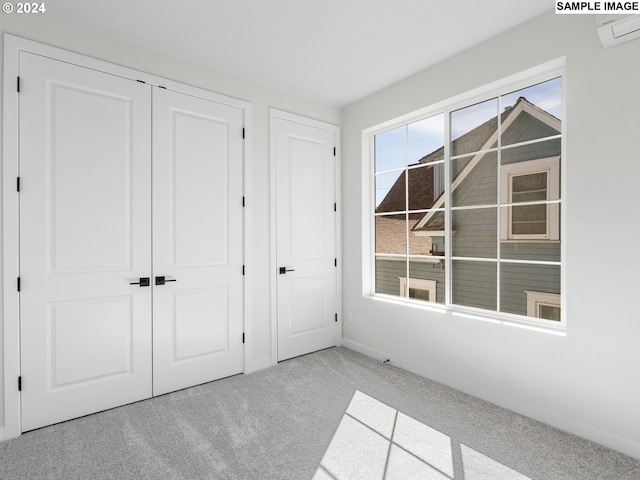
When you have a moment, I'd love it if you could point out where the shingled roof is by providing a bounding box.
[376,164,437,214]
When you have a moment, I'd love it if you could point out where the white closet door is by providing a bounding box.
[152,88,244,395]
[19,52,153,431]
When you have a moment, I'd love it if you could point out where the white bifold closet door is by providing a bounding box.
[19,52,243,432]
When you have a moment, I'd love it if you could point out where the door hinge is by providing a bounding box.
[334,258,337,267]
[334,202,336,212]
[242,128,245,139]
[333,147,336,156]
[18,376,22,391]
[335,313,338,323]
[17,177,20,192]
[17,76,20,93]
[242,196,245,207]
[17,277,21,292]
[242,333,245,344]
[242,265,245,276]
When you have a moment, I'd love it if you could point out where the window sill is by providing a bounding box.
[369,294,566,336]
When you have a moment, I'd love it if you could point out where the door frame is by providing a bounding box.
[269,109,342,366]
[2,34,252,440]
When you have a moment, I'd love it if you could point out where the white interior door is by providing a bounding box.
[273,113,338,362]
[19,52,153,431]
[152,88,244,395]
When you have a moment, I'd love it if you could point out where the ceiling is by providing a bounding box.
[47,0,553,107]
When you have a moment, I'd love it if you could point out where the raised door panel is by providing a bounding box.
[48,84,134,273]
[173,288,230,360]
[49,297,134,387]
[288,137,327,260]
[152,88,244,396]
[287,276,328,335]
[19,52,152,431]
[171,111,230,267]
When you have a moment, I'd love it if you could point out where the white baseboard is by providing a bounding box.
[342,339,640,460]
[245,357,273,375]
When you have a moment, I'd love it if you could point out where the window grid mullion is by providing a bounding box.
[444,110,452,307]
[497,95,503,314]
[371,134,377,295]
[404,126,410,297]
[500,133,561,152]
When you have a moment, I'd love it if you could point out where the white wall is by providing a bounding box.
[341,12,640,459]
[0,13,340,432]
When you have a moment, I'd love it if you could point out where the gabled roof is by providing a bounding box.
[412,97,561,233]
[375,97,561,254]
[376,97,560,217]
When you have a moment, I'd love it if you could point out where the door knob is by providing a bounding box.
[279,267,295,274]
[155,276,177,285]
[130,277,150,287]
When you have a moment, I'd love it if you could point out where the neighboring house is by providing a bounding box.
[375,97,561,320]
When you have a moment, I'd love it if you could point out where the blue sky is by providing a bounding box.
[375,77,562,207]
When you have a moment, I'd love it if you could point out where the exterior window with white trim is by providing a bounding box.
[372,72,563,324]
[500,157,560,241]
[399,277,437,302]
[525,291,561,321]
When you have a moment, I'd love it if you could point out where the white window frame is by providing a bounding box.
[398,277,437,303]
[525,291,561,320]
[500,157,560,241]
[363,58,566,331]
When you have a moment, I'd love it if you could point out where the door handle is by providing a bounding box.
[155,276,177,285]
[279,267,295,274]
[130,277,150,287]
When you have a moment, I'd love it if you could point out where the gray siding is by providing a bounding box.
[375,258,445,304]
[375,258,406,296]
[376,257,560,317]
[502,111,559,147]
[452,260,498,311]
[501,138,561,166]
[452,152,497,207]
[452,208,497,258]
[500,263,561,316]
[501,242,560,262]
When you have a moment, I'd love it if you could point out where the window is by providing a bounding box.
[399,277,437,302]
[525,291,561,321]
[372,71,563,325]
[500,157,560,241]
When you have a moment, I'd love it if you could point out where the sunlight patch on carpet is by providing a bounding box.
[313,390,531,480]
